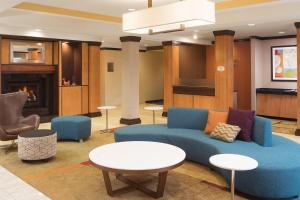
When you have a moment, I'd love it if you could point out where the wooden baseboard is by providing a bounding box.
[120,118,141,125]
[87,112,102,118]
[162,112,168,117]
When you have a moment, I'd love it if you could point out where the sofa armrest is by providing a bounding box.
[252,116,273,147]
[20,115,40,130]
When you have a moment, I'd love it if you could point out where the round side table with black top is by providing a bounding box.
[18,129,57,161]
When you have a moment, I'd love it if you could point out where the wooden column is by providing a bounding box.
[162,41,180,116]
[213,30,235,110]
[0,36,2,93]
[295,22,300,136]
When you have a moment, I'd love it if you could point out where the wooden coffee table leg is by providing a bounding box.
[156,171,168,198]
[102,170,113,196]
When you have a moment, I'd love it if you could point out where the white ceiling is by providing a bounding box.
[0,0,299,47]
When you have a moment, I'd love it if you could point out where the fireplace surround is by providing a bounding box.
[1,73,57,117]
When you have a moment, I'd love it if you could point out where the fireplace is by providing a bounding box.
[1,73,56,117]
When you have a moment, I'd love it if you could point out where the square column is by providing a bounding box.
[295,23,300,135]
[213,30,235,110]
[119,36,141,125]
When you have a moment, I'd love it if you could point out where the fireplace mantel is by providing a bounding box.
[1,64,56,74]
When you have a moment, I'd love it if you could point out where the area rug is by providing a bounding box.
[0,131,247,200]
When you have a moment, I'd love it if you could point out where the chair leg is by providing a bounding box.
[0,140,17,154]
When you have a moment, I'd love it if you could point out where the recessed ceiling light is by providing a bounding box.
[128,8,136,11]
[193,34,198,40]
[278,31,285,34]
[248,23,255,26]
[35,29,42,32]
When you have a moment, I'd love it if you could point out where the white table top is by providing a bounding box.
[89,141,186,171]
[97,106,117,110]
[209,154,258,171]
[144,106,163,111]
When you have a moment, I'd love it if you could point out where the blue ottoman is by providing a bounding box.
[51,116,91,142]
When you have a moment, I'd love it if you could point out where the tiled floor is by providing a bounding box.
[0,166,49,200]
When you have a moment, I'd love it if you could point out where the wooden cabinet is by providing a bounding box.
[256,93,297,119]
[173,94,193,108]
[1,39,10,64]
[60,86,82,115]
[173,94,216,110]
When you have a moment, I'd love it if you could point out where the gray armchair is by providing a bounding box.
[0,92,40,141]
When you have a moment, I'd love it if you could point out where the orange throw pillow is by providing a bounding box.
[204,110,228,134]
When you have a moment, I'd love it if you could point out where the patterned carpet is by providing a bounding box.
[272,119,297,135]
[0,130,248,200]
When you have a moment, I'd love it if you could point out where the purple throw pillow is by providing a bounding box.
[227,107,255,142]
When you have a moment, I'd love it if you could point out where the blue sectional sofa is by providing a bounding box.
[114,108,300,199]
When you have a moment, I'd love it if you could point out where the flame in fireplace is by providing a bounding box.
[18,86,37,102]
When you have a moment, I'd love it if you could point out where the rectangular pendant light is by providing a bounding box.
[123,0,215,35]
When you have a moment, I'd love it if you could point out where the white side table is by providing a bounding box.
[144,106,163,124]
[97,106,116,133]
[209,154,258,200]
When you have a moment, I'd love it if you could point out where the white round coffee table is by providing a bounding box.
[89,141,186,198]
[97,106,116,133]
[209,154,258,200]
[144,106,163,124]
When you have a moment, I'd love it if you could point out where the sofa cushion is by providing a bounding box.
[168,108,208,130]
[210,122,240,143]
[227,107,255,142]
[204,110,228,134]
[252,116,272,147]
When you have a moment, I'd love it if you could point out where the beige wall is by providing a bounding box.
[100,50,164,106]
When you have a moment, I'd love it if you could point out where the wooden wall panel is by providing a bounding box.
[58,41,62,86]
[81,86,89,114]
[179,45,206,79]
[234,41,251,110]
[1,39,10,64]
[193,95,215,110]
[163,45,180,112]
[257,94,297,119]
[88,45,101,113]
[44,42,53,65]
[82,42,88,86]
[53,42,59,65]
[173,94,193,108]
[206,45,215,81]
[61,86,82,115]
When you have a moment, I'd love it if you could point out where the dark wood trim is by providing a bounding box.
[0,34,102,45]
[146,46,163,51]
[173,85,215,96]
[295,129,300,136]
[213,30,235,36]
[295,22,300,29]
[250,35,296,40]
[1,65,56,74]
[162,112,168,117]
[257,115,296,121]
[100,47,122,51]
[120,118,141,125]
[120,36,141,43]
[87,112,102,118]
[145,99,163,104]
[162,41,209,47]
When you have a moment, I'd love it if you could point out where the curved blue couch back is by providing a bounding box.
[168,108,208,130]
[167,107,272,147]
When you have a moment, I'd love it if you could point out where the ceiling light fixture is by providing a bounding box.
[248,23,255,26]
[35,29,42,32]
[278,31,285,34]
[128,8,136,11]
[193,34,198,40]
[123,0,215,35]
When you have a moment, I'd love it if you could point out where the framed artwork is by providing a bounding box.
[271,45,297,81]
